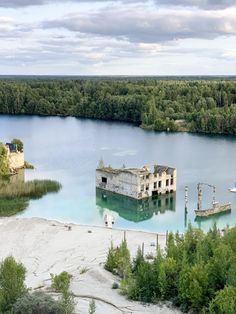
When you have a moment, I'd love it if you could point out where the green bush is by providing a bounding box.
[13,291,63,314]
[0,256,27,313]
[105,240,131,279]
[51,272,74,314]
[51,272,72,293]
[0,144,9,176]
[209,286,236,314]
[104,242,117,272]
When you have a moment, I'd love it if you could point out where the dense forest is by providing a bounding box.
[0,79,236,134]
[105,225,236,314]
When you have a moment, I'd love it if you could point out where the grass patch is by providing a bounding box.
[0,176,61,217]
[79,267,89,275]
[0,198,29,217]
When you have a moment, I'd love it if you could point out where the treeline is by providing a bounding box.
[0,79,236,134]
[105,225,236,313]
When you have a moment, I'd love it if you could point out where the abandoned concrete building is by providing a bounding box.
[5,143,24,171]
[96,164,177,200]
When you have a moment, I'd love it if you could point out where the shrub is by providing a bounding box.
[51,271,72,293]
[0,144,9,176]
[51,272,74,314]
[209,286,236,314]
[0,256,27,313]
[104,242,117,272]
[88,299,96,314]
[13,291,63,314]
[80,267,89,275]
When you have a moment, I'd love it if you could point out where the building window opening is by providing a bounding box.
[154,182,157,189]
[152,190,158,196]
[102,177,107,184]
[158,181,162,188]
[146,184,149,191]
[171,178,174,185]
[166,179,169,186]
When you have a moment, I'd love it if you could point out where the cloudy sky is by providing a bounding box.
[0,0,236,75]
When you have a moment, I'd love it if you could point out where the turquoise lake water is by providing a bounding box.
[1,115,236,233]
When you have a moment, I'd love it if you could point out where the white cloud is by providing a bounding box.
[0,0,235,74]
[43,7,236,43]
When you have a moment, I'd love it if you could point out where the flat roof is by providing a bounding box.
[96,165,175,176]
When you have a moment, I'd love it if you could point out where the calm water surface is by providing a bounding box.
[1,115,236,233]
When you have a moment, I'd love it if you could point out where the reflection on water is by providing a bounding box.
[195,211,232,229]
[1,115,236,232]
[96,188,176,222]
[0,170,61,217]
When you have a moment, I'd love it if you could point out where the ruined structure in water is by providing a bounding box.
[96,164,177,200]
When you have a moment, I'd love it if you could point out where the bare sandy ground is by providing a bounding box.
[0,218,181,314]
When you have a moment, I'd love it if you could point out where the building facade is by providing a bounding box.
[5,144,24,171]
[96,165,177,200]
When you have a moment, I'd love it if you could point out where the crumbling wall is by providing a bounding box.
[96,170,139,198]
[8,152,24,170]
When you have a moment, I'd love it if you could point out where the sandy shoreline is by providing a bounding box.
[0,217,181,314]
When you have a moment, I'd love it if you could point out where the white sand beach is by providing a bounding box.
[0,218,181,314]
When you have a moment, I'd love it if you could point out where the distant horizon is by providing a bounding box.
[1,74,236,78]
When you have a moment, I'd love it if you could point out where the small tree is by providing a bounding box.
[88,299,96,314]
[11,139,24,152]
[0,256,27,313]
[51,271,74,314]
[104,242,117,272]
[51,271,72,293]
[0,144,9,176]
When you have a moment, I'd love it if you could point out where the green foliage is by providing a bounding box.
[0,144,9,176]
[0,176,61,217]
[88,299,96,314]
[59,289,75,314]
[79,267,89,275]
[51,272,72,293]
[0,198,28,217]
[13,291,63,314]
[51,272,74,314]
[105,225,236,313]
[209,286,236,314]
[0,256,27,313]
[104,242,117,272]
[11,139,24,153]
[105,240,131,279]
[0,79,235,135]
[0,258,74,314]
